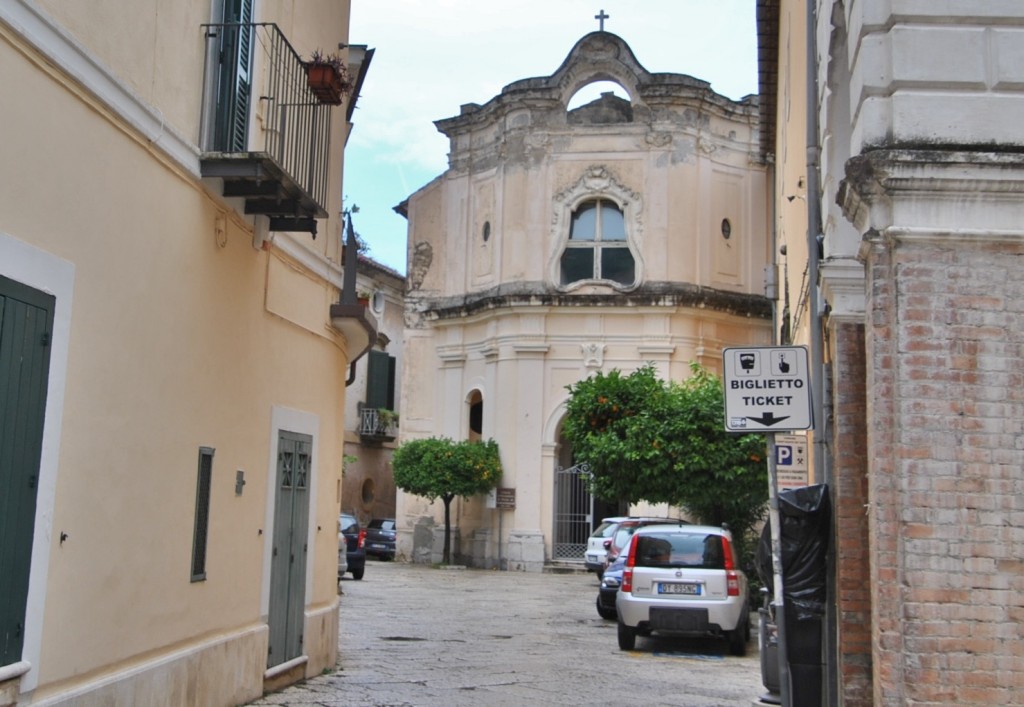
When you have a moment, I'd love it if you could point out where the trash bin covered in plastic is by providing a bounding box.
[756,484,830,707]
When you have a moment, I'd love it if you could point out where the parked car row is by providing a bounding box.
[585,515,687,579]
[338,515,398,580]
[592,519,751,658]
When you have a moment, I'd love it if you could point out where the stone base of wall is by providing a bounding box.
[471,528,498,569]
[504,529,545,572]
[26,624,267,707]
[300,601,339,680]
[410,517,463,565]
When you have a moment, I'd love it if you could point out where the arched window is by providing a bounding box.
[560,198,635,286]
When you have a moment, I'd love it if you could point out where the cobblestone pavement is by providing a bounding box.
[249,560,767,707]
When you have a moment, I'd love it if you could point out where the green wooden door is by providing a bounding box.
[267,431,311,667]
[0,275,54,665]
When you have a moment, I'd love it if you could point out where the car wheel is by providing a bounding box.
[728,618,748,656]
[596,596,617,621]
[352,567,364,580]
[617,619,637,650]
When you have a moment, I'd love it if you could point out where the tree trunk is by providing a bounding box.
[442,494,454,564]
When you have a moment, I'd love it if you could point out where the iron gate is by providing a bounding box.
[552,463,592,561]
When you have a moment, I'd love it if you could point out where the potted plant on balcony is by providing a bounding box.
[305,49,351,105]
[376,408,399,434]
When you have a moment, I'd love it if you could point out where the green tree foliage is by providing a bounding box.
[563,363,768,558]
[391,437,502,564]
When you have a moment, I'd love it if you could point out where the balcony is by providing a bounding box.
[359,407,398,445]
[200,23,338,236]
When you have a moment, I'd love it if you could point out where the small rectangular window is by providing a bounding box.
[191,447,214,581]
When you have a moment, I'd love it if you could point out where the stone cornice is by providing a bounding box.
[839,148,1024,238]
[818,258,866,323]
[410,281,772,322]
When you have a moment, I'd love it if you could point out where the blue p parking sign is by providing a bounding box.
[776,444,793,466]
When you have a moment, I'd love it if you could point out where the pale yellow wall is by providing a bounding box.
[2,0,353,700]
[774,0,812,348]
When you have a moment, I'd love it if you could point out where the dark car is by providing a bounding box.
[596,552,627,620]
[339,513,366,580]
[365,518,397,560]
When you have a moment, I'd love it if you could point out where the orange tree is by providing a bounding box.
[563,363,768,559]
[391,437,502,564]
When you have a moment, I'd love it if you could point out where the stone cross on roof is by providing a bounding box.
[594,9,609,32]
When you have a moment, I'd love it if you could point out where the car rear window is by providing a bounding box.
[634,532,727,569]
[590,521,620,539]
[369,519,395,530]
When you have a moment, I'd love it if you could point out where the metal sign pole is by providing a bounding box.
[767,434,792,707]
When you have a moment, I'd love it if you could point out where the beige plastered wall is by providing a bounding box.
[0,0,351,702]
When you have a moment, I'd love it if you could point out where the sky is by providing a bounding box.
[344,0,759,275]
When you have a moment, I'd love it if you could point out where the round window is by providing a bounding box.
[361,478,375,506]
[721,218,732,240]
[482,221,491,242]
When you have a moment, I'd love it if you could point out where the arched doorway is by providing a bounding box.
[551,429,625,561]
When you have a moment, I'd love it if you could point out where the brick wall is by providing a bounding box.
[829,320,873,706]
[863,236,1024,706]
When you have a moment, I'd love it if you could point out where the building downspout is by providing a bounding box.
[804,1,838,705]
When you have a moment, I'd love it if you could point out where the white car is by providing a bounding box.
[584,517,627,577]
[615,524,750,655]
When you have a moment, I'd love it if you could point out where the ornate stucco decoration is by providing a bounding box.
[581,342,606,369]
[549,165,645,292]
[409,241,433,291]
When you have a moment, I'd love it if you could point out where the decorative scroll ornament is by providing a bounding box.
[582,342,606,369]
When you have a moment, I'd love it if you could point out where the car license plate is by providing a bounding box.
[658,582,700,595]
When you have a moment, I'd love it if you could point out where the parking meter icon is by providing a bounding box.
[736,351,760,375]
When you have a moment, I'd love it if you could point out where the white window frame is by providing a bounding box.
[549,166,644,292]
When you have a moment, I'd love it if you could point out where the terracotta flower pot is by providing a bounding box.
[306,65,344,105]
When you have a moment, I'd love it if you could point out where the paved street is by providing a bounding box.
[249,560,766,707]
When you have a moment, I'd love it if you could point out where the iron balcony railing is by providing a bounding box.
[359,408,397,441]
[200,22,333,222]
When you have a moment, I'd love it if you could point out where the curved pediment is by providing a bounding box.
[434,31,727,137]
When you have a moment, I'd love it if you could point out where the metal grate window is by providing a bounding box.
[191,447,215,581]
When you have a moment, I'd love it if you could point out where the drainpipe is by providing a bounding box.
[804,1,837,705]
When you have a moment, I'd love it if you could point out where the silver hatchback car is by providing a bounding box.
[615,524,750,655]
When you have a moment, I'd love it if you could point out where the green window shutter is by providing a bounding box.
[366,350,395,410]
[0,275,55,665]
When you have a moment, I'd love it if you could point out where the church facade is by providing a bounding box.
[396,32,773,569]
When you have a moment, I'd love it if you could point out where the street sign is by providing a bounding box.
[722,346,813,431]
[775,433,809,489]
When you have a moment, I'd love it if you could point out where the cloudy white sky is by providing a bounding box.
[344,0,759,274]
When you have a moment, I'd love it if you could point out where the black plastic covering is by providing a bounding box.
[756,483,831,707]
[756,483,831,619]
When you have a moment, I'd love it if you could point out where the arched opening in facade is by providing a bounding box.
[551,424,627,561]
[467,389,483,441]
[566,80,633,124]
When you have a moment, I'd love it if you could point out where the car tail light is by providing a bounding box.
[621,536,638,593]
[357,528,366,549]
[726,570,740,596]
[721,535,735,570]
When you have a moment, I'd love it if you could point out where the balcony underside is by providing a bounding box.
[201,152,328,235]
[330,302,376,361]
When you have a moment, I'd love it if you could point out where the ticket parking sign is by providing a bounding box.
[722,346,813,432]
